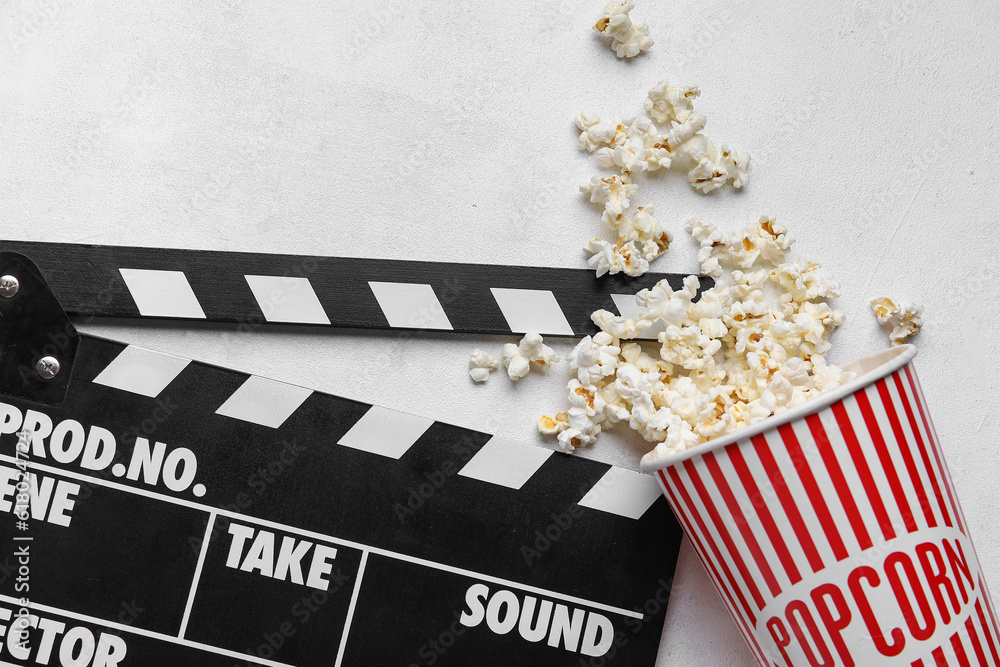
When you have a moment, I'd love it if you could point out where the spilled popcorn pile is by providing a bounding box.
[466,4,922,458]
[577,81,749,278]
[870,297,924,345]
[593,1,653,59]
[539,217,856,458]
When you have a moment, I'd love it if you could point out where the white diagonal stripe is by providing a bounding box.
[660,469,761,635]
[676,457,769,619]
[215,376,313,428]
[811,401,887,552]
[245,275,331,325]
[119,268,206,319]
[610,293,663,340]
[578,467,661,520]
[739,437,815,581]
[882,372,948,530]
[368,282,453,330]
[897,368,964,532]
[457,436,553,490]
[864,382,930,532]
[337,406,434,459]
[489,288,574,336]
[93,345,191,398]
[787,414,861,561]
[752,428,840,576]
[712,448,793,594]
[839,393,912,539]
[908,368,969,534]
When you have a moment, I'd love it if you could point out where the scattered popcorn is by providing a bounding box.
[870,297,924,345]
[540,219,856,457]
[539,405,603,452]
[747,216,793,265]
[771,257,840,302]
[688,148,731,194]
[584,237,650,277]
[593,1,653,59]
[870,297,898,324]
[538,412,568,435]
[636,275,699,326]
[576,113,621,153]
[596,135,650,174]
[568,378,608,417]
[685,217,733,278]
[720,146,750,190]
[580,174,636,217]
[468,349,499,383]
[659,113,707,152]
[569,332,621,384]
[591,309,650,339]
[620,206,671,260]
[644,81,700,124]
[501,343,530,381]
[502,333,561,381]
[692,143,750,193]
[575,81,750,277]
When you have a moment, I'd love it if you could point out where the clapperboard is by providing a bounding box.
[0,243,701,667]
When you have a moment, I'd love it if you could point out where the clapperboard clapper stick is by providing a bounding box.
[0,251,684,666]
[0,240,711,337]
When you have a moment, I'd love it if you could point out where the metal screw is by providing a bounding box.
[36,356,60,380]
[0,275,18,298]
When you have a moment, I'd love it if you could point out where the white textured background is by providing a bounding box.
[2,0,999,664]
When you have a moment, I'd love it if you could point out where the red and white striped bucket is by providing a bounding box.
[641,345,999,666]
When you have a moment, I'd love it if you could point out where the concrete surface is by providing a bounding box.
[2,0,998,664]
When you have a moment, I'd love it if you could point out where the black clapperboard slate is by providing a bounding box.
[0,241,708,337]
[0,247,691,667]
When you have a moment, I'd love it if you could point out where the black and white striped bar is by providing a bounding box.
[0,240,708,337]
[0,334,682,666]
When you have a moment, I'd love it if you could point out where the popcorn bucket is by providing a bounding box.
[641,345,1000,666]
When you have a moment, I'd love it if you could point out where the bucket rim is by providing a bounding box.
[640,344,918,473]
